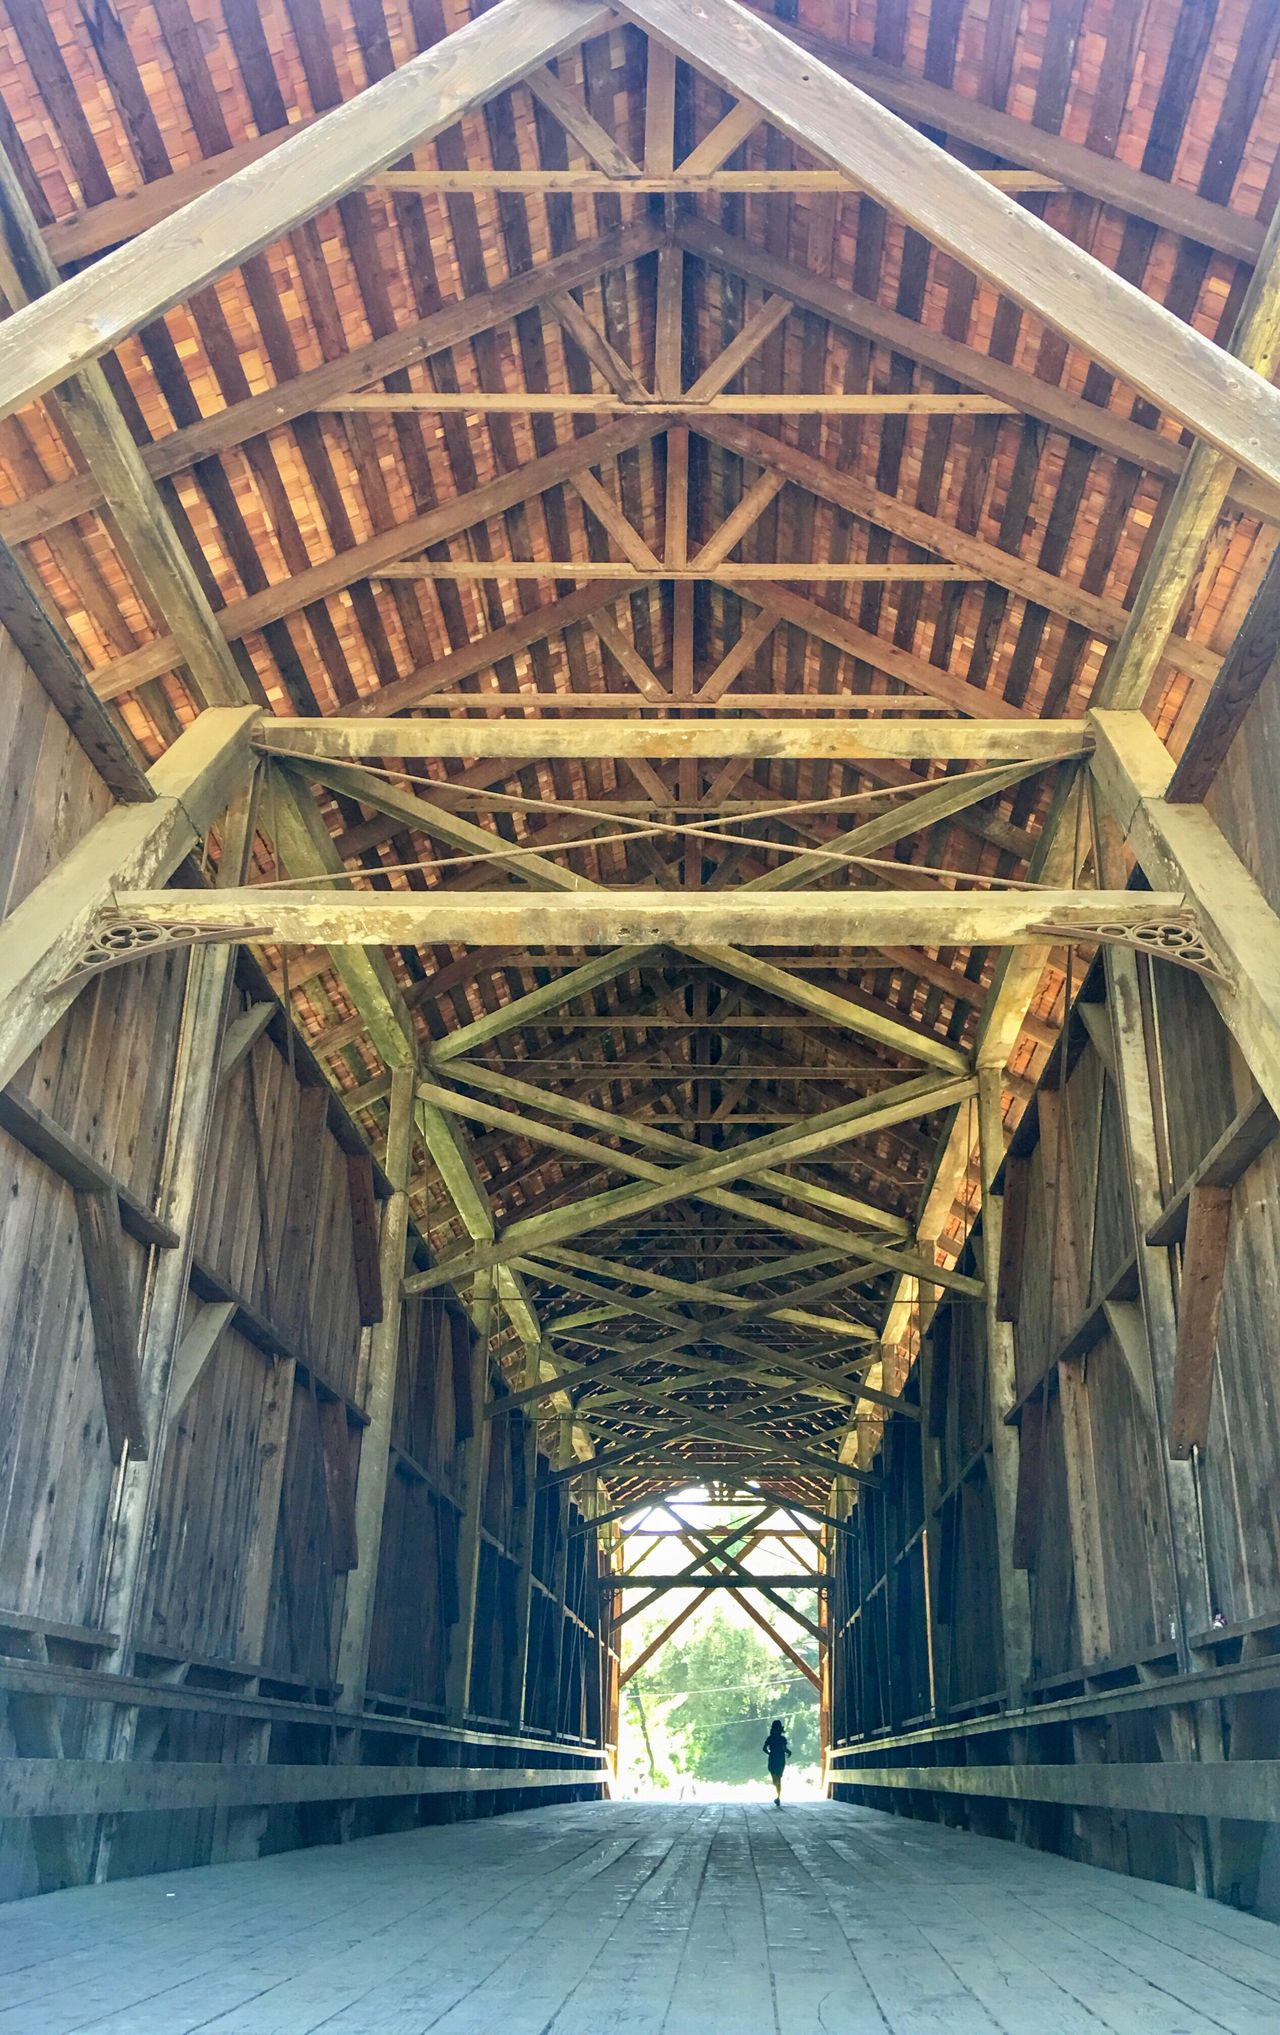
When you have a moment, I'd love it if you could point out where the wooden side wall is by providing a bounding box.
[830,940,1280,1913]
[0,629,608,1903]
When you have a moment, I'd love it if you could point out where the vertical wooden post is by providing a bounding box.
[1037,1083,1112,1668]
[916,1289,942,1718]
[445,1273,496,1723]
[975,1068,1033,1700]
[335,1063,414,1712]
[235,1081,329,1671]
[88,780,259,1880]
[88,942,240,1878]
[512,1411,539,1729]
[1103,945,1211,1650]
[549,1414,574,1733]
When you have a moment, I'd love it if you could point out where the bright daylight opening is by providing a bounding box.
[612,1485,824,1804]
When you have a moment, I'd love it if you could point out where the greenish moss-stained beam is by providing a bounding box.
[402,1073,977,1291]
[110,887,1185,952]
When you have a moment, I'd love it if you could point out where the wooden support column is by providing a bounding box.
[0,708,255,1090]
[1090,709,1280,1119]
[976,1070,1033,1699]
[916,1298,944,1717]
[445,1275,497,1724]
[88,777,259,1881]
[1102,941,1211,1651]
[1169,1187,1233,1460]
[233,1079,331,1687]
[512,1413,539,1729]
[549,1415,573,1732]
[335,1064,414,1712]
[75,1188,146,1464]
[1039,1086,1112,1670]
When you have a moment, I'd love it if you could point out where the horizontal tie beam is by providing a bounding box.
[255,717,1089,763]
[106,887,1190,954]
[604,1574,828,1588]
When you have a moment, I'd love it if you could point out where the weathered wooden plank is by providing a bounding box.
[0,1758,609,1818]
[345,1152,383,1328]
[1147,1090,1278,1248]
[217,1002,275,1086]
[75,1189,145,1463]
[995,1153,1030,1324]
[335,1067,414,1709]
[318,1394,360,1574]
[1011,1390,1046,1573]
[1168,1184,1234,1460]
[167,1298,236,1424]
[0,1087,177,1250]
[1169,551,1280,804]
[835,1760,1280,1822]
[257,715,1089,762]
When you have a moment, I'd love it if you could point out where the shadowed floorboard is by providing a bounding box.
[4,1801,1280,2033]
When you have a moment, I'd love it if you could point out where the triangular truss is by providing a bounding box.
[2,0,1279,1530]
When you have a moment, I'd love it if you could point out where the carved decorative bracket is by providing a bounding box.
[52,913,270,995]
[1025,910,1231,987]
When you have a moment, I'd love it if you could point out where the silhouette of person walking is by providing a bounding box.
[763,1719,790,1807]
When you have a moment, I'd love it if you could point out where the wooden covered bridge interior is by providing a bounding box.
[5,0,1280,2024]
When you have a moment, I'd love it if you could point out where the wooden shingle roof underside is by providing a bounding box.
[1,0,1277,1504]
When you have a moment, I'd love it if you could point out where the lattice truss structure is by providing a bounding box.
[3,0,1280,1528]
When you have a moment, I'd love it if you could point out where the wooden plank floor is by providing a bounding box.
[4,1800,1280,2032]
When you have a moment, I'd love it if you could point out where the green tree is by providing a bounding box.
[625,1599,819,1785]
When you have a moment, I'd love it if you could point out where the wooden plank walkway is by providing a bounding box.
[4,1800,1280,2032]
